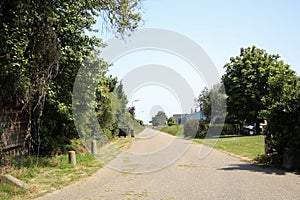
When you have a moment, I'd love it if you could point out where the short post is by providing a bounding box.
[130,129,134,137]
[68,151,76,167]
[91,140,97,154]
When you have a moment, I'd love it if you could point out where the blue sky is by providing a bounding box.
[97,0,300,123]
[141,0,300,74]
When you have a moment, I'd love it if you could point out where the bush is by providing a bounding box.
[183,119,207,138]
[161,125,183,136]
[221,123,235,135]
[167,116,177,126]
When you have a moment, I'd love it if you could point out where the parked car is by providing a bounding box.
[241,125,257,135]
[241,120,267,135]
[118,128,128,137]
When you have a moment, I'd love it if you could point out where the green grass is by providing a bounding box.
[0,152,102,200]
[193,135,265,160]
[0,132,140,200]
[0,183,27,200]
[96,136,136,164]
[160,125,184,137]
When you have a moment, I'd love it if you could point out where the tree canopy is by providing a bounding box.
[222,46,295,132]
[222,45,300,156]
[197,83,226,123]
[152,111,167,126]
[0,0,142,155]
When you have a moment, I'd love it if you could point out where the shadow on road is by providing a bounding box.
[218,163,288,176]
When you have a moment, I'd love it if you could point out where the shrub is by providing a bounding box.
[184,120,197,138]
[167,116,177,126]
[161,125,183,136]
[221,123,235,135]
[184,119,208,138]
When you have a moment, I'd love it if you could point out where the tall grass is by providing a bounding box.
[160,125,184,137]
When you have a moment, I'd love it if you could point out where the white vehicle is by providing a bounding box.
[242,120,267,135]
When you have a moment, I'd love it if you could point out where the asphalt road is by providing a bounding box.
[36,128,300,200]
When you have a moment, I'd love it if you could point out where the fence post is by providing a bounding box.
[91,140,97,154]
[68,151,76,167]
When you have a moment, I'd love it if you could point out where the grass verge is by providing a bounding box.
[193,135,265,161]
[0,152,101,200]
[0,128,144,200]
[160,125,184,137]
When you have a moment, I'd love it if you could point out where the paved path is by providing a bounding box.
[36,128,300,200]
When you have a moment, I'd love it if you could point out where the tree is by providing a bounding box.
[0,0,142,155]
[222,46,295,134]
[260,68,300,155]
[152,111,167,126]
[198,87,211,119]
[197,83,226,123]
[167,116,177,126]
[128,106,136,117]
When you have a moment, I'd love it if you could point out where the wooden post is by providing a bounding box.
[68,151,76,167]
[91,140,97,154]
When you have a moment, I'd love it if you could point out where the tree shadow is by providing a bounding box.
[218,134,262,138]
[218,163,289,176]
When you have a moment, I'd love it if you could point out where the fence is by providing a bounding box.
[0,106,28,165]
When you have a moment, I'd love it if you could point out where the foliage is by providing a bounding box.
[197,83,226,122]
[111,82,135,130]
[183,119,207,138]
[128,106,135,117]
[135,119,144,126]
[167,116,177,126]
[0,0,142,155]
[222,46,295,134]
[221,123,236,135]
[151,111,167,126]
[261,72,300,154]
[1,153,102,199]
[222,45,300,158]
[198,88,211,119]
[161,125,184,136]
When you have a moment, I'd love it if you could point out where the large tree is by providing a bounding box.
[222,46,295,134]
[152,111,168,126]
[260,67,300,155]
[0,0,142,154]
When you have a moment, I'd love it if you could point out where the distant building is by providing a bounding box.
[173,111,206,124]
[172,114,188,124]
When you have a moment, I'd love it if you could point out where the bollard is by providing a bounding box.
[130,129,134,137]
[68,151,76,167]
[91,140,97,154]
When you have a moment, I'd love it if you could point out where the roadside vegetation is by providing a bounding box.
[160,125,184,137]
[193,135,264,161]
[0,128,143,200]
[0,1,144,198]
[1,153,101,200]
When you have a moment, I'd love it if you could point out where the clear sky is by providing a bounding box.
[97,0,300,124]
[140,0,300,74]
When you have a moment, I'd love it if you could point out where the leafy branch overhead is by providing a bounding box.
[0,0,142,155]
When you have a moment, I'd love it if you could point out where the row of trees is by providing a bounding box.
[151,111,179,127]
[0,0,142,155]
[198,46,300,156]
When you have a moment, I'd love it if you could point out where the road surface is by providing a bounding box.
[36,128,300,200]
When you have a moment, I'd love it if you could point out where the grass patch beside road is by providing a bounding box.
[160,125,184,137]
[193,135,265,160]
[0,129,143,200]
[1,152,102,200]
